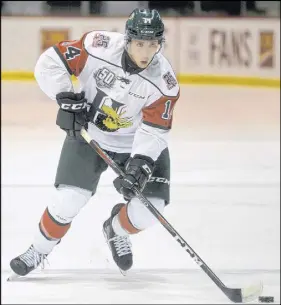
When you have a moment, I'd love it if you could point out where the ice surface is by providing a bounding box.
[2,269,280,304]
[1,84,280,303]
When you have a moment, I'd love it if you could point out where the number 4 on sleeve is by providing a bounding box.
[53,33,89,77]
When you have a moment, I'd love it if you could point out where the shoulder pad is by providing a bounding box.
[140,54,179,97]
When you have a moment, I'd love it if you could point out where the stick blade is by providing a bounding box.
[241,281,263,303]
[223,281,263,303]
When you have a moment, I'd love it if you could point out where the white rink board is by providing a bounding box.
[2,17,280,79]
[1,16,178,73]
[179,18,280,78]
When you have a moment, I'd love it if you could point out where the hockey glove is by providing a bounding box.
[113,154,155,200]
[56,91,89,137]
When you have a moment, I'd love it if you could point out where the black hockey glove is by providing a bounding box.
[55,91,89,137]
[113,154,155,200]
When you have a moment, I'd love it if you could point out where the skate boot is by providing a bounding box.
[9,245,48,279]
[103,203,133,275]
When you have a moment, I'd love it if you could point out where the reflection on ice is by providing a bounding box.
[2,269,280,304]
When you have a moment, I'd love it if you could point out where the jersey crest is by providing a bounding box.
[91,89,133,132]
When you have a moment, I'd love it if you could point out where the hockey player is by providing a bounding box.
[9,8,180,277]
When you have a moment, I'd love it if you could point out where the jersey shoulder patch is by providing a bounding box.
[158,55,179,96]
[83,31,125,61]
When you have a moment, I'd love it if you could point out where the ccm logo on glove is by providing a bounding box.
[60,102,87,111]
[56,91,88,113]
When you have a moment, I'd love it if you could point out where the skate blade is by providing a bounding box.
[7,272,21,282]
[119,268,127,276]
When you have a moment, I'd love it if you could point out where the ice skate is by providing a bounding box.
[8,245,48,281]
[103,204,133,275]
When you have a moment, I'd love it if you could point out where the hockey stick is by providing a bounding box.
[80,127,263,303]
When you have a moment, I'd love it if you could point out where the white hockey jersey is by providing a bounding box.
[34,31,180,161]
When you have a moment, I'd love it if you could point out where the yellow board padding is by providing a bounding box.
[1,71,78,82]
[178,74,280,88]
[1,71,280,88]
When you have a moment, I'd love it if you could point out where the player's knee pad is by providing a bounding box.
[47,184,92,224]
[127,197,165,230]
[39,184,92,241]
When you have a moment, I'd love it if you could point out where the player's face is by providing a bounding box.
[128,39,160,68]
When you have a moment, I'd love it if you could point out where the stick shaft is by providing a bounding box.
[80,127,242,302]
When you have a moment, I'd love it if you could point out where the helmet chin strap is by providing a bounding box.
[156,39,165,55]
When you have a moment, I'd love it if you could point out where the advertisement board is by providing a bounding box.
[1,17,280,87]
[179,18,280,82]
[41,29,70,53]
